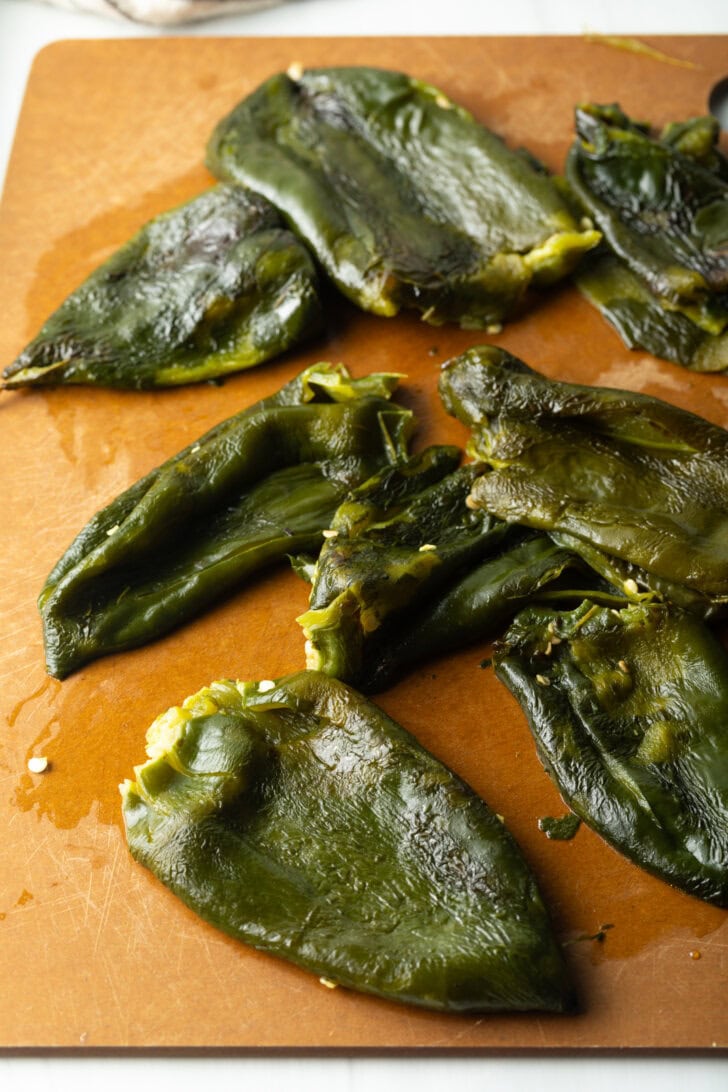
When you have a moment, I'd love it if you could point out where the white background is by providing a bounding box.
[1,1,727,1088]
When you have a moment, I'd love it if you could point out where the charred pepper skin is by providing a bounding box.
[121,670,575,1014]
[40,364,412,679]
[2,185,323,390]
[439,346,728,610]
[207,67,599,329]
[566,105,728,370]
[494,600,728,907]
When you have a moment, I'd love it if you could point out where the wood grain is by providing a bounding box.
[0,36,726,1049]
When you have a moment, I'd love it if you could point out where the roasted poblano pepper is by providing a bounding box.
[363,534,582,692]
[207,67,599,328]
[121,670,575,1012]
[439,346,728,613]
[575,250,728,373]
[494,600,728,906]
[566,105,728,370]
[40,364,411,678]
[298,448,513,688]
[2,185,323,389]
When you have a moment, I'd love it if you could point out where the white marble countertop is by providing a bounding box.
[1,2,726,1089]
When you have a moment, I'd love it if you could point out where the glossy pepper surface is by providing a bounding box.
[297,448,512,688]
[494,600,728,906]
[40,363,411,678]
[2,185,323,389]
[439,346,728,610]
[121,669,575,1013]
[207,67,599,328]
[566,105,728,370]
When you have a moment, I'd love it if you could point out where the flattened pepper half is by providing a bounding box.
[121,669,575,1013]
[207,67,599,328]
[40,363,411,678]
[566,105,728,370]
[2,185,323,389]
[439,346,728,613]
[494,600,728,906]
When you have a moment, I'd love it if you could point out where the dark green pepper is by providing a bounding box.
[575,251,728,374]
[439,346,728,610]
[2,185,323,389]
[297,448,513,688]
[566,105,728,369]
[121,669,575,1013]
[207,67,599,328]
[494,600,728,906]
[363,534,582,692]
[41,363,411,678]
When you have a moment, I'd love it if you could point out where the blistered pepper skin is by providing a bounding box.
[41,364,412,678]
[207,67,599,328]
[122,670,575,1013]
[2,185,323,389]
[439,346,728,609]
[494,601,728,907]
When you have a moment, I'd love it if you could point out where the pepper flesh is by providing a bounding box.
[494,600,728,906]
[2,185,323,389]
[121,670,575,1013]
[566,105,728,369]
[439,345,728,608]
[207,67,599,328]
[40,363,412,678]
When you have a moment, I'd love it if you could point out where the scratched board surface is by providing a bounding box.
[0,37,726,1049]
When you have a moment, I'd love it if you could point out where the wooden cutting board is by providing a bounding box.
[0,36,726,1050]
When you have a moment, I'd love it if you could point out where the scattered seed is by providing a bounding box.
[287,61,304,81]
[690,950,701,961]
[419,543,437,552]
[544,641,553,656]
[27,756,49,774]
[623,578,639,596]
[618,659,629,673]
[435,93,451,109]
[106,524,120,536]
[258,680,275,693]
[536,674,550,687]
[190,444,201,454]
[580,216,594,231]
[486,323,503,335]
[322,529,338,539]
[465,494,480,510]
[319,976,338,989]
